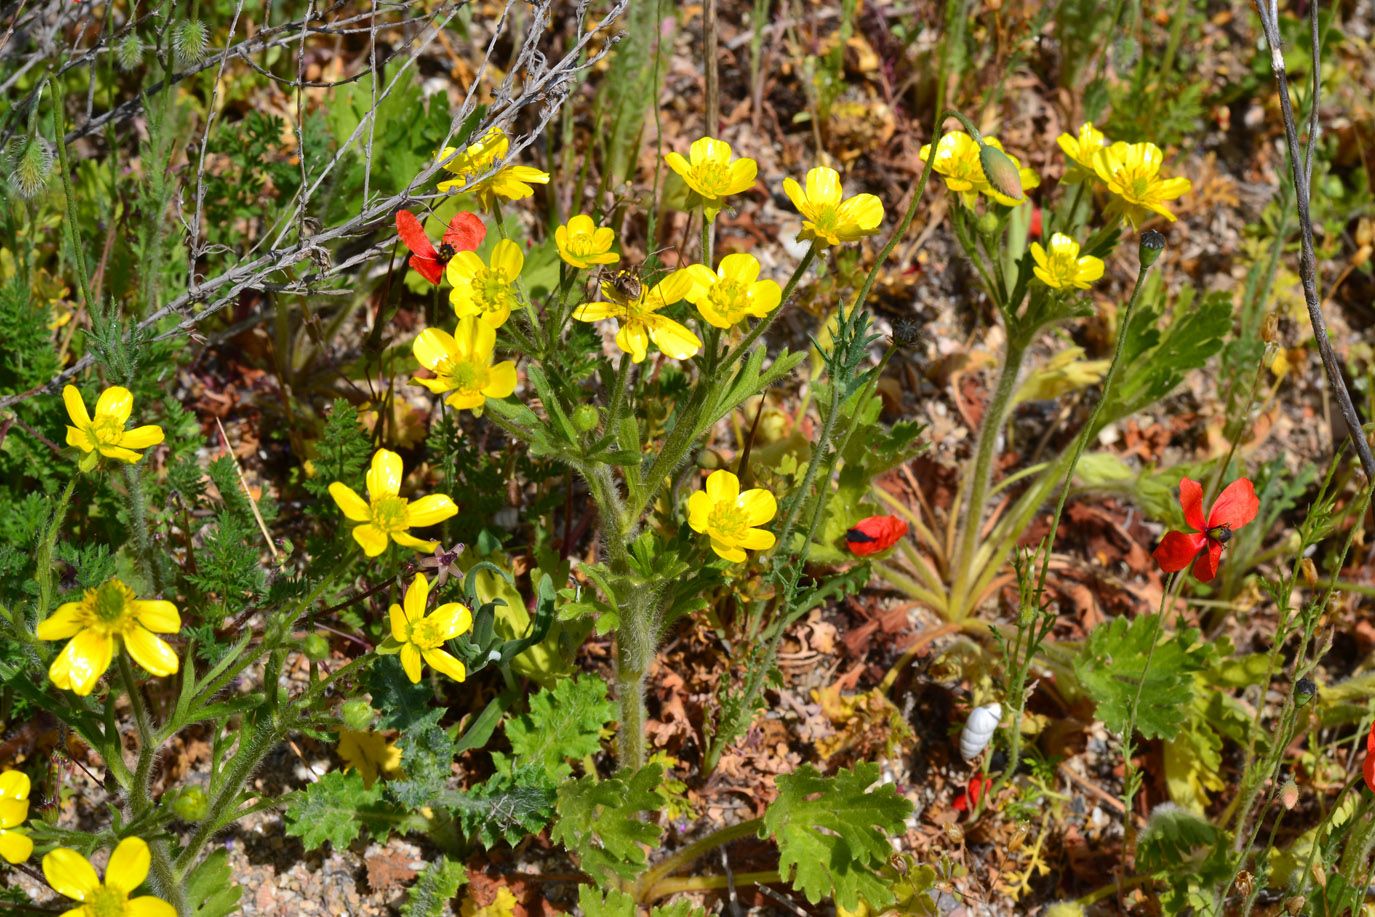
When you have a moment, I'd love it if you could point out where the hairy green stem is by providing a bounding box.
[125,462,163,594]
[119,654,186,914]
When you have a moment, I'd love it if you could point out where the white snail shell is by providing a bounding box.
[959,702,1002,759]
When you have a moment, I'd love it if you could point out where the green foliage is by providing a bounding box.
[505,675,614,780]
[552,764,665,886]
[762,762,914,912]
[1136,802,1224,875]
[446,762,558,849]
[185,849,244,917]
[284,770,383,850]
[388,724,455,809]
[576,887,707,917]
[401,857,468,917]
[369,655,445,732]
[1073,615,1210,741]
[304,400,373,499]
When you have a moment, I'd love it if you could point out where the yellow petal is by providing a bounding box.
[399,643,424,683]
[664,151,691,179]
[566,214,595,235]
[615,323,650,364]
[718,253,760,283]
[573,301,616,322]
[0,800,26,829]
[389,603,410,642]
[0,829,33,865]
[724,158,758,195]
[737,488,778,526]
[646,315,702,360]
[421,647,467,682]
[97,444,144,463]
[36,602,85,640]
[43,848,101,902]
[66,426,94,453]
[404,573,430,623]
[328,483,372,522]
[49,630,113,696]
[705,469,739,504]
[119,425,164,450]
[483,362,518,399]
[709,539,747,563]
[130,600,180,633]
[737,527,776,551]
[391,531,439,552]
[412,328,458,372]
[406,494,457,528]
[123,627,179,677]
[427,603,473,640]
[687,491,711,533]
[352,524,389,557]
[0,771,31,801]
[781,177,808,215]
[62,386,92,428]
[105,837,151,894]
[367,449,404,500]
[489,238,524,277]
[804,167,842,207]
[126,896,177,917]
[93,386,133,425]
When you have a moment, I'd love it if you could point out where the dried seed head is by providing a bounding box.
[7,135,53,198]
[1261,311,1280,343]
[173,19,209,68]
[891,317,923,347]
[1294,676,1316,707]
[1300,556,1318,588]
[978,142,1024,203]
[115,32,144,71]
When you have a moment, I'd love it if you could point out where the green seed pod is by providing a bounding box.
[571,405,600,433]
[1139,230,1166,267]
[171,785,209,822]
[341,699,375,732]
[978,143,1024,204]
[301,632,330,661]
[115,33,144,72]
[173,20,209,68]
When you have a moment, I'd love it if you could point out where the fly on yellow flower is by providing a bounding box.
[380,572,472,684]
[664,137,758,221]
[1057,122,1109,183]
[447,238,523,329]
[412,319,517,415]
[782,167,884,246]
[555,214,620,270]
[63,385,164,471]
[919,132,1040,207]
[572,270,701,364]
[1030,233,1104,290]
[328,449,457,557]
[687,469,777,563]
[436,127,550,212]
[1092,141,1192,228]
[0,771,32,865]
[337,729,404,789]
[36,579,180,697]
[43,837,175,917]
[683,254,782,329]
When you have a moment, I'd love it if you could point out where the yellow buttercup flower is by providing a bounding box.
[572,270,702,364]
[919,132,1041,207]
[683,254,782,329]
[664,137,758,220]
[687,470,777,563]
[63,385,164,471]
[1092,141,1192,228]
[42,837,175,917]
[388,572,472,684]
[1057,122,1109,184]
[337,729,404,789]
[555,214,620,270]
[412,319,517,415]
[1030,233,1104,290]
[36,579,180,697]
[782,167,884,246]
[447,238,523,329]
[0,770,33,865]
[436,127,550,212]
[328,449,457,557]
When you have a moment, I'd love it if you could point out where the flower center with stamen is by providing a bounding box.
[688,163,728,197]
[437,243,456,264]
[478,271,510,313]
[568,231,595,256]
[706,503,748,543]
[88,886,126,917]
[808,206,839,238]
[408,616,446,648]
[92,580,132,625]
[371,495,409,533]
[88,415,124,447]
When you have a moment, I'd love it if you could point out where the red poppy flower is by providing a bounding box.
[952,775,992,812]
[1152,477,1259,583]
[1364,720,1375,793]
[395,210,486,284]
[845,515,909,557]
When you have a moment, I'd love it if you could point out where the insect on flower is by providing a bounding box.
[844,515,909,557]
[394,209,485,285]
[1152,477,1259,583]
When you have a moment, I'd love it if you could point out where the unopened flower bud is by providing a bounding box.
[171,785,208,822]
[572,405,600,433]
[173,20,209,68]
[978,142,1024,204]
[341,699,375,732]
[1277,778,1299,810]
[1300,556,1318,587]
[115,33,144,71]
[1263,341,1280,370]
[1261,312,1280,343]
[975,211,1000,236]
[301,632,330,661]
[1139,230,1166,267]
[7,135,53,198]
[1294,676,1316,707]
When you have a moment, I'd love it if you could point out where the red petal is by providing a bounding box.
[845,515,909,556]
[1191,539,1223,583]
[443,211,487,252]
[396,210,437,260]
[1179,477,1206,532]
[409,253,444,285]
[952,792,969,811]
[1365,744,1375,794]
[1152,531,1206,572]
[1029,206,1042,239]
[1368,721,1375,756]
[1207,478,1259,531]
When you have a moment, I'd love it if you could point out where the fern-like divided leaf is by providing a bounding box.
[284,770,383,851]
[761,762,914,912]
[505,675,615,780]
[1073,614,1209,741]
[551,764,665,886]
[401,857,468,917]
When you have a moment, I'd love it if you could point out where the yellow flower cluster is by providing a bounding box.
[688,470,777,563]
[437,127,550,212]
[63,385,164,472]
[921,132,1041,208]
[1030,233,1104,291]
[329,449,457,557]
[38,578,180,697]
[0,770,32,865]
[1057,122,1192,228]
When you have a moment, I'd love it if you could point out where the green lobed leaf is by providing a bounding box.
[443,761,558,848]
[400,857,468,917]
[1073,615,1208,741]
[1136,802,1222,873]
[284,770,383,851]
[387,724,455,809]
[368,655,445,732]
[761,762,913,912]
[551,764,665,885]
[184,849,243,917]
[506,676,614,780]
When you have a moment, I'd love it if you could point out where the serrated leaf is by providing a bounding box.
[401,856,468,917]
[506,676,614,780]
[1073,615,1207,741]
[1163,709,1224,814]
[388,724,454,809]
[368,656,445,732]
[1136,803,1221,873]
[761,763,913,912]
[285,770,383,851]
[444,762,557,848]
[552,765,664,885]
[185,849,242,917]
[577,886,634,917]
